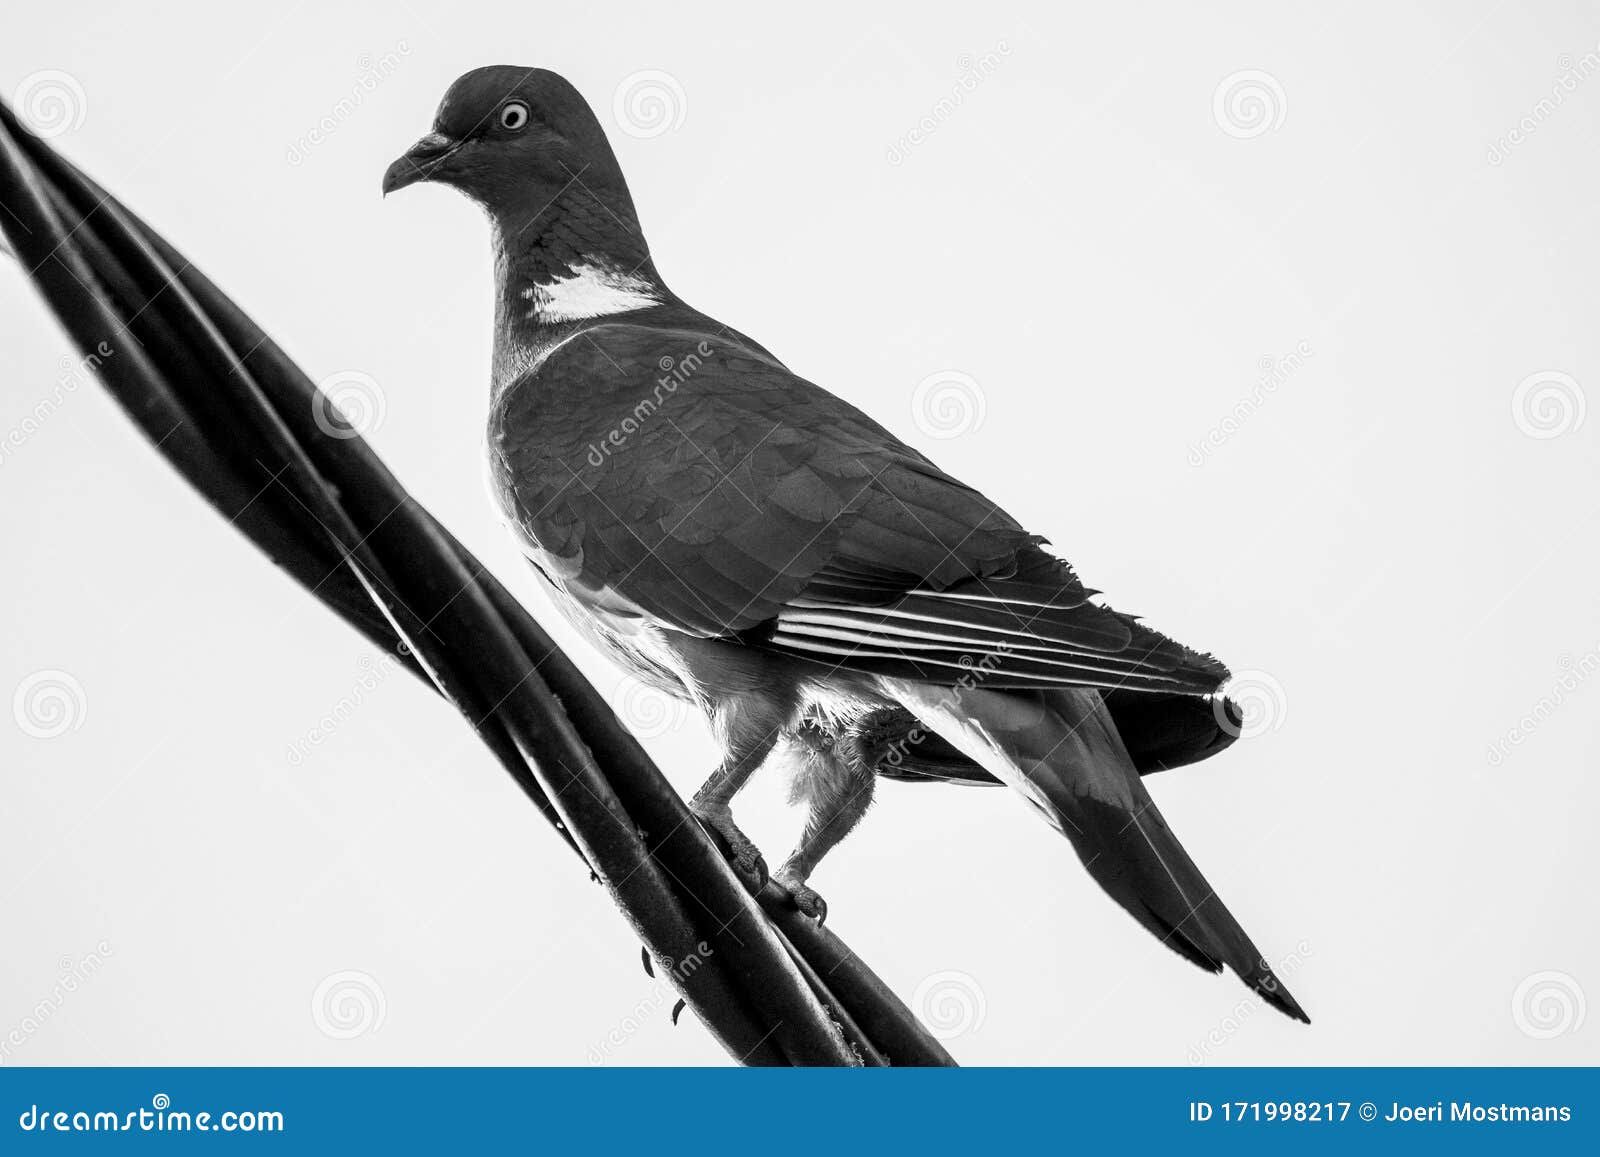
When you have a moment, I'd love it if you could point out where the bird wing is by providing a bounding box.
[489,323,1229,696]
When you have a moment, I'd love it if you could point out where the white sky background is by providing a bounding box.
[1,0,1597,1066]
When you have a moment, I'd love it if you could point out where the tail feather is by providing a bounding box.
[881,679,1309,1024]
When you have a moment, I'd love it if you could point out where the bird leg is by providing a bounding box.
[689,713,782,892]
[772,723,877,923]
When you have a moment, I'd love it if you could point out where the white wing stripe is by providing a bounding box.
[770,631,1193,689]
[776,618,1170,676]
[780,600,1124,649]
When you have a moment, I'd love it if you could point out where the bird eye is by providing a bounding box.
[499,101,530,131]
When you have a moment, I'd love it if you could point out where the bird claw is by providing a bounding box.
[773,870,828,924]
[730,845,769,893]
[692,806,769,893]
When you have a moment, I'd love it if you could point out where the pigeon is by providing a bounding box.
[383,66,1308,1022]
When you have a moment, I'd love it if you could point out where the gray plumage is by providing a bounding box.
[383,65,1308,1022]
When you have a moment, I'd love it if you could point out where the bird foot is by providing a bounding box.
[691,804,769,893]
[773,867,828,924]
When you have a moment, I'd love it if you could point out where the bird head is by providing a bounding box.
[381,66,629,226]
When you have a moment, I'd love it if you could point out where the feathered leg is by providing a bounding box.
[689,690,789,889]
[773,721,877,922]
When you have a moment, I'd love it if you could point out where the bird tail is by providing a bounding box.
[880,678,1309,1023]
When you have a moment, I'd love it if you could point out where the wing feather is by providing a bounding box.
[488,321,1229,694]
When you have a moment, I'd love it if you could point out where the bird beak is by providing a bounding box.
[381,132,463,196]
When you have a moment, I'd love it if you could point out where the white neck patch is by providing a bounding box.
[521,261,660,323]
